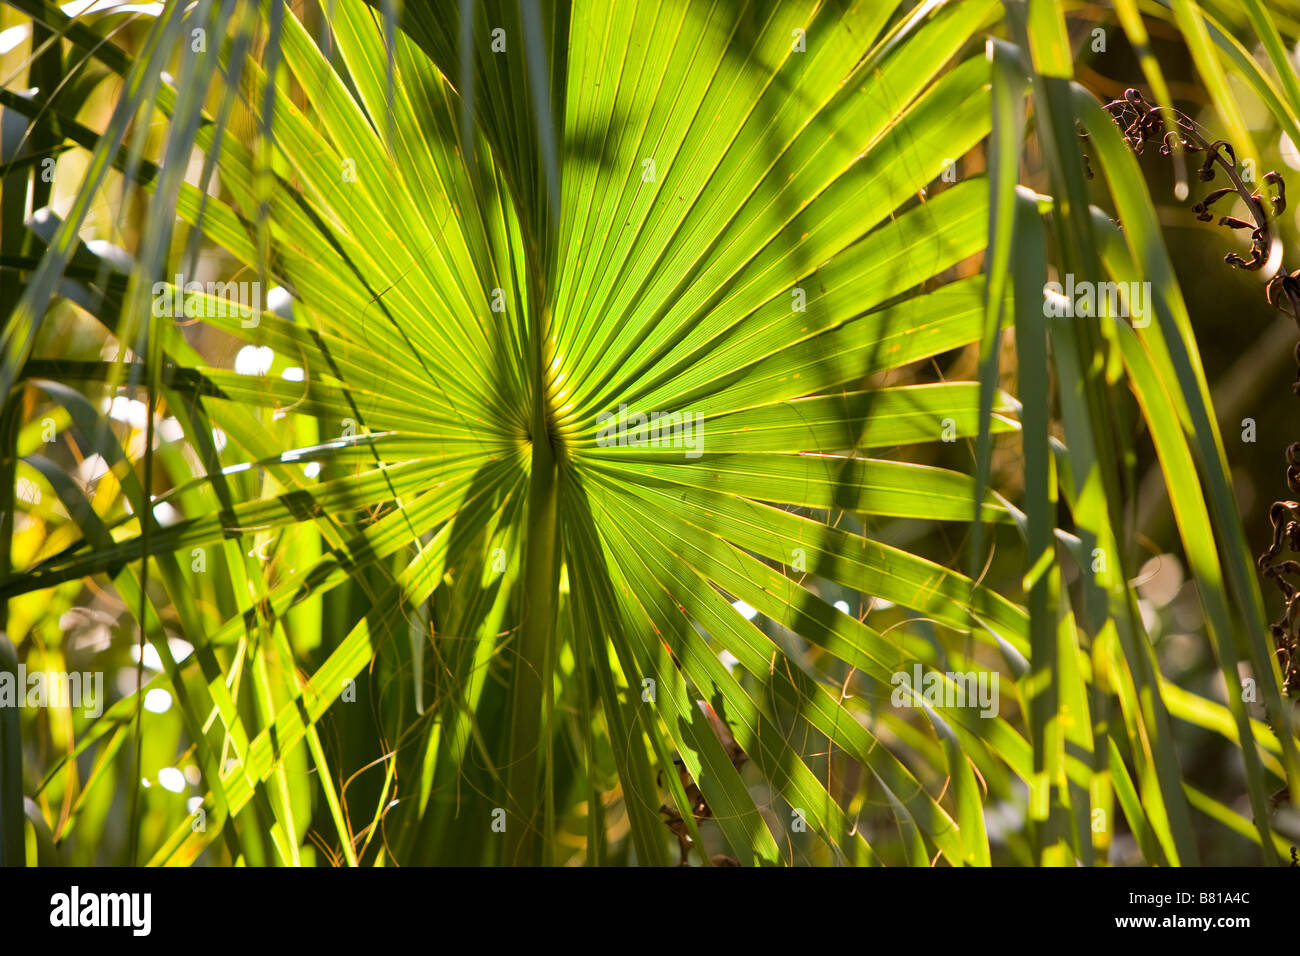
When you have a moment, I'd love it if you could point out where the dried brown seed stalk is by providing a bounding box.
[1099,90,1300,700]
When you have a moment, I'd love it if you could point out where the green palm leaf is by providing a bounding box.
[2,0,1297,867]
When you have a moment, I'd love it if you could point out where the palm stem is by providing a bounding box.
[506,277,559,863]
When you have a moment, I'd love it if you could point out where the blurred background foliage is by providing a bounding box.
[1,0,1299,866]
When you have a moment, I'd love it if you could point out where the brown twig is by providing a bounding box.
[1096,89,1300,700]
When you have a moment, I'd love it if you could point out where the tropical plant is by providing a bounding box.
[1,0,1298,866]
